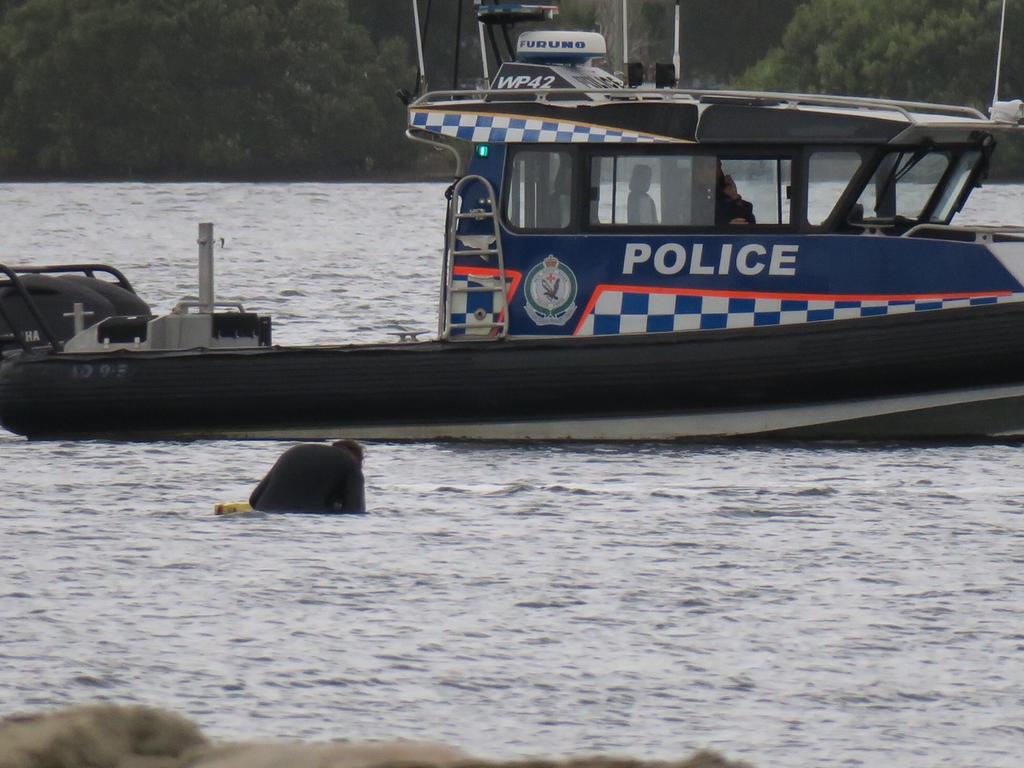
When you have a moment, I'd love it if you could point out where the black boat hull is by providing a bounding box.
[4,302,1024,440]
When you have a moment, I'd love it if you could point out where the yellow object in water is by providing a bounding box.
[214,501,253,515]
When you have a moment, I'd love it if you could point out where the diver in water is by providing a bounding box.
[249,440,366,513]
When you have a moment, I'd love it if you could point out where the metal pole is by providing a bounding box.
[622,0,629,68]
[673,0,681,83]
[453,0,464,90]
[62,302,94,335]
[412,0,428,93]
[993,0,1009,105]
[198,222,214,313]
[478,21,490,80]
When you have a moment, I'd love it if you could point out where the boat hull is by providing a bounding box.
[4,302,1024,440]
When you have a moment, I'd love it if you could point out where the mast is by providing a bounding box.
[478,20,490,80]
[453,0,464,89]
[411,0,427,94]
[673,0,681,83]
[993,0,1009,105]
[621,0,629,69]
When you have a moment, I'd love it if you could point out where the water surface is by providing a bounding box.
[1,183,1023,767]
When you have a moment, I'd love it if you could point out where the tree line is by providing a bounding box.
[1,0,1023,179]
[741,0,1022,106]
[0,0,416,178]
[554,0,805,86]
[739,0,1024,176]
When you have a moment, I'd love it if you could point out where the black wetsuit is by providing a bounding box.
[249,444,365,513]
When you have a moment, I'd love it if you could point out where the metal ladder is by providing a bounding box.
[441,175,509,341]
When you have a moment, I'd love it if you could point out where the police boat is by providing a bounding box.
[4,7,1024,440]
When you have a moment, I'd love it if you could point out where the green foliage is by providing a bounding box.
[0,0,416,177]
[737,0,1024,176]
[6,1,1022,178]
[557,0,803,85]
[681,1,805,84]
[0,1,25,18]
[352,2,485,91]
[740,0,1023,107]
[556,0,598,31]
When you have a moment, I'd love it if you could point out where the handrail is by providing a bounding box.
[171,299,247,314]
[0,262,139,353]
[411,86,989,123]
[9,263,136,293]
[902,223,1024,238]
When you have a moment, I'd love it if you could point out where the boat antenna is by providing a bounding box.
[673,0,681,84]
[453,0,464,89]
[478,18,490,80]
[412,0,428,95]
[993,0,1010,106]
[622,0,629,71]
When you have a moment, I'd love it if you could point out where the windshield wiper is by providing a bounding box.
[873,149,929,218]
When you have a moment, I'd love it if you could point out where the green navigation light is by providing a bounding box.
[476,145,490,158]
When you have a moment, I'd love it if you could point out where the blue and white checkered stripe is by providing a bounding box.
[449,275,505,336]
[575,291,1024,336]
[410,110,676,144]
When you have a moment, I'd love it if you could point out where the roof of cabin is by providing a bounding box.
[409,87,1018,146]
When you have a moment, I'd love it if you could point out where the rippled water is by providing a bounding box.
[2,183,1024,767]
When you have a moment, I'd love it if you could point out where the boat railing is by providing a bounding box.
[901,223,1024,241]
[412,87,988,123]
[0,263,141,354]
[171,299,248,314]
[7,263,136,293]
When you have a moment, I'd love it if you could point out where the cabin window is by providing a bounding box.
[505,149,572,230]
[589,155,697,225]
[931,150,982,223]
[720,158,792,225]
[855,150,951,222]
[589,154,791,227]
[807,151,863,226]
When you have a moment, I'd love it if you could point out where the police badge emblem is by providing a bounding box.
[524,255,578,326]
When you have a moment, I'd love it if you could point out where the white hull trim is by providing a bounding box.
[159,382,1024,441]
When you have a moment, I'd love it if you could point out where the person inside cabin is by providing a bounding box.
[627,163,658,225]
[715,160,756,225]
[249,439,366,513]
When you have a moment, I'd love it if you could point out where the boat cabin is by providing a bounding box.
[409,28,1024,341]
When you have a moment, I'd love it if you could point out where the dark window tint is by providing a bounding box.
[506,150,572,229]
[590,153,790,227]
[807,151,863,225]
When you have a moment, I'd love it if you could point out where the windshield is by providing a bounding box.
[854,150,951,223]
[931,150,982,223]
